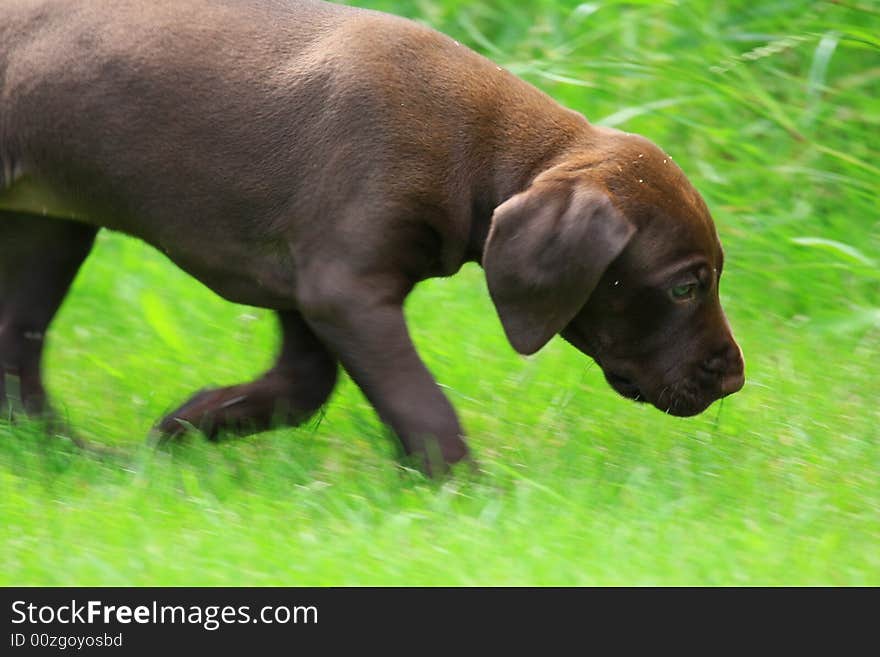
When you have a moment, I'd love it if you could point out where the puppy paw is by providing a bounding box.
[155,388,235,442]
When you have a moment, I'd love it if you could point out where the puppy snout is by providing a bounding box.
[702,341,745,396]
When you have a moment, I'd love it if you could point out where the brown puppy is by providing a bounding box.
[0,0,744,473]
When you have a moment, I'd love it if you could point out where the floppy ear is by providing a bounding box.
[483,182,635,355]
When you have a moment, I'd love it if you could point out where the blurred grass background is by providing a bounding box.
[1,0,878,584]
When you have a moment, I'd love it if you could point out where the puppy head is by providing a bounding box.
[484,129,744,416]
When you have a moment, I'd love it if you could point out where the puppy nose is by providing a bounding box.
[703,341,745,395]
[721,368,744,395]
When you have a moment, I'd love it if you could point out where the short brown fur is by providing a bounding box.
[1,0,743,474]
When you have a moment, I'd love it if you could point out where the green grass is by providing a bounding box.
[2,0,878,585]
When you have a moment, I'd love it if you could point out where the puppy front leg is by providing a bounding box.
[301,279,470,475]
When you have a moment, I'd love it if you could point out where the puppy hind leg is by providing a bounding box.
[156,310,338,441]
[0,212,97,418]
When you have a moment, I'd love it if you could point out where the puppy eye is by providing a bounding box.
[669,283,697,301]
